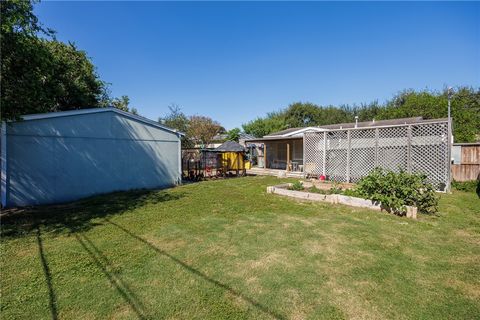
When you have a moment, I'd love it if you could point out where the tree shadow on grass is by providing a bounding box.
[1,189,185,239]
[105,219,286,320]
[36,226,58,320]
[74,232,148,319]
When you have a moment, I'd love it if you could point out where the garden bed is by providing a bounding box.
[267,182,417,219]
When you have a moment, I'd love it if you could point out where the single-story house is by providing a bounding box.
[246,117,426,171]
[1,108,183,207]
[246,117,451,190]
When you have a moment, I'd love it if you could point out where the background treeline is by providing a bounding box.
[242,87,480,143]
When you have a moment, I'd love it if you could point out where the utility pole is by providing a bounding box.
[447,87,453,192]
[448,87,452,126]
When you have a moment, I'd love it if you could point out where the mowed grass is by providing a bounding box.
[1,176,479,320]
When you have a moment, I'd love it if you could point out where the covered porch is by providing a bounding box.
[247,138,304,173]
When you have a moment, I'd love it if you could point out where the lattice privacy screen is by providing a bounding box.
[303,121,450,191]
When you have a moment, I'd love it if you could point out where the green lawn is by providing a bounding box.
[1,176,479,320]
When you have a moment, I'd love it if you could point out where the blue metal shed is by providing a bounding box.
[1,108,183,207]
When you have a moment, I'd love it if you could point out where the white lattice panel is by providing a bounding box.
[325,130,348,182]
[349,129,376,182]
[304,132,324,175]
[377,126,408,172]
[302,121,450,190]
[411,123,449,190]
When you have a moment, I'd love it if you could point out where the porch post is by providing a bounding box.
[286,142,290,171]
[346,130,351,182]
[407,125,412,173]
[264,143,267,169]
[322,132,327,176]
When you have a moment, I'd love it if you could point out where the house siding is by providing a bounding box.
[2,111,181,207]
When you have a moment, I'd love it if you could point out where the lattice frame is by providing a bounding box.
[303,121,450,191]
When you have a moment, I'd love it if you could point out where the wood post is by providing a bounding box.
[286,142,290,171]
[407,125,412,173]
[346,130,351,182]
[264,143,267,169]
[374,128,379,167]
[322,132,327,176]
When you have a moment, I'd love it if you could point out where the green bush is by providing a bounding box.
[288,181,304,191]
[308,186,328,194]
[329,181,343,194]
[342,188,363,198]
[452,180,479,193]
[356,168,439,215]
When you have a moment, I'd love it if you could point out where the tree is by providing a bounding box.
[111,95,138,114]
[242,111,286,137]
[284,102,320,127]
[227,128,241,142]
[159,104,192,148]
[1,0,109,120]
[242,87,480,142]
[377,88,480,142]
[188,115,221,147]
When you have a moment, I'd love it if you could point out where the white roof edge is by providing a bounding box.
[264,127,326,138]
[19,107,185,136]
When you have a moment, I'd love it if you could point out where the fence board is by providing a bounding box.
[452,164,480,181]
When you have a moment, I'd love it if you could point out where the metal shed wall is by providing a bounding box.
[1,110,181,207]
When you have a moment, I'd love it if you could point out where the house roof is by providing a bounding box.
[453,142,480,146]
[239,133,256,140]
[18,107,184,136]
[215,141,245,152]
[319,117,424,130]
[263,126,327,138]
[246,117,449,142]
[212,132,258,141]
[264,127,304,137]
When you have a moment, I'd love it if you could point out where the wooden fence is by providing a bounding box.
[451,144,480,181]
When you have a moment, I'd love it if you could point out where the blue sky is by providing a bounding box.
[35,1,479,129]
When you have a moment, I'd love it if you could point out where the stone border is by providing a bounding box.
[266,184,417,219]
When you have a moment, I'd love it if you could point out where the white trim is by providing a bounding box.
[1,122,7,207]
[19,107,185,136]
[262,118,448,139]
[264,127,326,138]
[177,138,182,184]
[322,119,448,133]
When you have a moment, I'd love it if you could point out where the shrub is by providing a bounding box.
[288,181,304,191]
[356,168,439,215]
[342,188,363,198]
[329,181,343,194]
[452,180,479,193]
[308,186,328,194]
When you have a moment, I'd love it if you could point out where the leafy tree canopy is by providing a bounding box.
[242,87,480,143]
[242,111,287,138]
[1,0,134,120]
[111,95,138,115]
[159,104,192,148]
[188,115,221,147]
[226,128,241,142]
